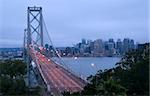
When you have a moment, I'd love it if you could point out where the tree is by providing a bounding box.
[0,60,26,77]
[81,69,126,96]
[45,44,49,50]
[0,60,27,95]
[0,60,42,96]
[115,43,149,95]
[64,43,149,96]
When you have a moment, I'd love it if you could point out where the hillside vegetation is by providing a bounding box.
[63,43,149,96]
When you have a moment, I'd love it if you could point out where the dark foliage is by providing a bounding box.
[0,60,27,95]
[63,43,149,96]
[0,60,26,77]
[0,60,41,95]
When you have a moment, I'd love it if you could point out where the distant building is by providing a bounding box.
[44,38,137,57]
[109,38,115,48]
[0,48,23,60]
[82,39,86,45]
[123,38,130,54]
[104,41,109,51]
[129,39,135,50]
[65,47,72,56]
[87,40,92,46]
[116,39,123,55]
[135,42,139,49]
[93,39,103,56]
[108,42,116,56]
[104,40,116,56]
[84,46,91,53]
[89,41,94,51]
[137,43,145,50]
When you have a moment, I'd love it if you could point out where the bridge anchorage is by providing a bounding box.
[23,6,87,96]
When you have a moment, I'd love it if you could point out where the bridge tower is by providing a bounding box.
[27,6,43,47]
[25,6,43,87]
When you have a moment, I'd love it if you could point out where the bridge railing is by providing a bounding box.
[52,58,88,83]
[29,46,51,92]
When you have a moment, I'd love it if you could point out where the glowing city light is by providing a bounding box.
[91,63,95,67]
[74,57,78,60]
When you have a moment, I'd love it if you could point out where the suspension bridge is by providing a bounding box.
[23,6,86,95]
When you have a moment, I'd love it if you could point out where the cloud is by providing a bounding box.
[0,0,149,47]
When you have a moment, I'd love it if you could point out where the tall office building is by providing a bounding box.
[82,39,86,45]
[89,41,94,53]
[116,39,123,55]
[87,40,92,46]
[104,41,115,56]
[108,42,115,56]
[123,38,130,53]
[93,39,103,56]
[129,39,135,49]
[109,38,115,48]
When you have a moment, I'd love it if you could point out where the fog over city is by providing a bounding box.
[0,0,149,47]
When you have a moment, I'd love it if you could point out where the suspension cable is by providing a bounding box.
[42,16,85,79]
[42,16,71,70]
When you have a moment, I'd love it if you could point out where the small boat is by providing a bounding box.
[74,57,78,60]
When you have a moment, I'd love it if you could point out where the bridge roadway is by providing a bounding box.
[29,46,86,95]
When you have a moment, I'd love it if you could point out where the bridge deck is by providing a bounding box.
[29,47,86,95]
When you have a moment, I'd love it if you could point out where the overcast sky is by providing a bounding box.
[0,0,149,47]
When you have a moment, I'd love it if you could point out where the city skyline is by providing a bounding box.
[0,37,137,59]
[0,0,149,48]
[46,37,137,57]
[0,37,141,48]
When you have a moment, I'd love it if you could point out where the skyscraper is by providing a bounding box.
[116,39,123,55]
[109,38,115,48]
[93,39,103,56]
[129,39,135,50]
[89,41,94,54]
[82,39,86,45]
[123,38,130,53]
